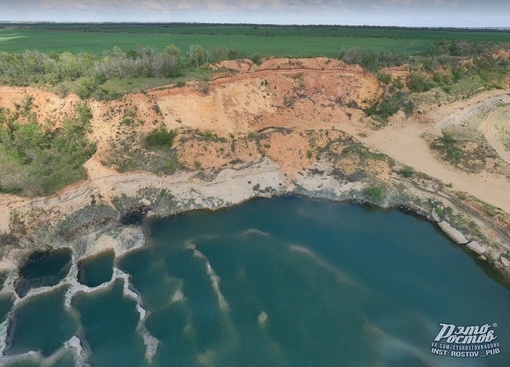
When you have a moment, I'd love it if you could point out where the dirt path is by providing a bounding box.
[363,90,510,213]
[427,90,510,125]
[479,105,510,164]
[363,123,510,213]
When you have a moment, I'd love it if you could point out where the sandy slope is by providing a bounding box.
[364,90,510,212]
[479,105,510,164]
[363,123,510,212]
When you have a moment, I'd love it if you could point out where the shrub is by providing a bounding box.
[440,131,456,145]
[377,73,392,85]
[366,90,414,122]
[398,166,415,178]
[407,73,435,93]
[198,130,226,142]
[228,49,246,60]
[0,107,96,196]
[430,131,461,163]
[75,77,99,99]
[145,129,176,148]
[363,186,385,204]
[338,49,408,71]
[251,53,263,65]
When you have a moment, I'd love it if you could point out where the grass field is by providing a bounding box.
[1,23,510,57]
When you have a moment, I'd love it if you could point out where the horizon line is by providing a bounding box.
[0,21,509,31]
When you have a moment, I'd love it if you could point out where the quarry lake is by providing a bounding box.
[2,196,510,366]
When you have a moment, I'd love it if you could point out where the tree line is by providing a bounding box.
[0,39,507,102]
[0,44,251,98]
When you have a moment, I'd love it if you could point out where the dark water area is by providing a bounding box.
[2,196,510,366]
[121,207,148,225]
[77,251,114,288]
[0,272,8,288]
[15,249,72,297]
[0,293,15,323]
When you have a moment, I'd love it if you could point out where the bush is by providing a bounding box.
[198,130,227,142]
[228,49,246,60]
[0,105,96,196]
[430,131,461,163]
[377,73,392,85]
[145,129,176,148]
[366,90,414,122]
[363,186,385,204]
[75,77,99,98]
[338,49,408,71]
[407,73,435,93]
[251,53,263,65]
[398,166,415,178]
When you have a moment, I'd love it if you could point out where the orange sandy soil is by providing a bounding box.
[1,57,510,233]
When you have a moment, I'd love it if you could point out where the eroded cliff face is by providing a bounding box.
[0,57,509,281]
[0,57,385,198]
[86,57,383,173]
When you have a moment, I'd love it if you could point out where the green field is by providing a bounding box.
[1,23,510,56]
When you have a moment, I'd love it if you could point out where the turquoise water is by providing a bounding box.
[7,287,76,357]
[72,280,147,367]
[2,196,510,366]
[77,251,114,288]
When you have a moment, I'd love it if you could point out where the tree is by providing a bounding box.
[213,47,229,62]
[164,45,180,60]
[187,44,206,67]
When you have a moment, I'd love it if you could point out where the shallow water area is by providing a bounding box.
[5,350,76,367]
[1,196,509,366]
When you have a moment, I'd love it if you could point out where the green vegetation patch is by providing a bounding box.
[366,89,414,125]
[103,128,180,174]
[341,143,387,163]
[0,103,96,196]
[145,128,176,148]
[197,130,227,143]
[397,166,416,178]
[363,185,386,205]
[0,26,509,102]
[430,131,498,173]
